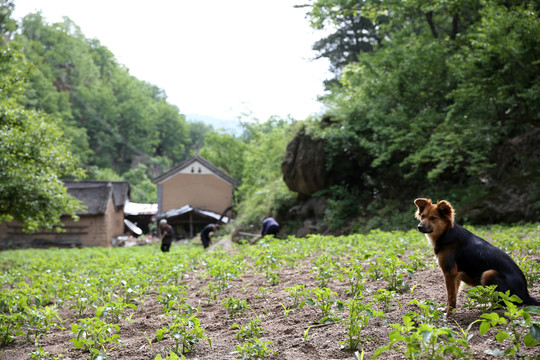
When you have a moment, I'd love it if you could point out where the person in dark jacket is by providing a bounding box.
[261,217,279,237]
[200,224,219,249]
[159,219,175,252]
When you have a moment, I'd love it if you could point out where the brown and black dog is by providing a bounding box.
[414,198,540,314]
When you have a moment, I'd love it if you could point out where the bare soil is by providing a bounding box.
[1,241,539,360]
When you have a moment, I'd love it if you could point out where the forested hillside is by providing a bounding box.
[278,0,540,233]
[1,0,538,235]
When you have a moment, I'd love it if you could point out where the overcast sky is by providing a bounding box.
[12,0,331,124]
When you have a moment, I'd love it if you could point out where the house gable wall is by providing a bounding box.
[161,172,233,214]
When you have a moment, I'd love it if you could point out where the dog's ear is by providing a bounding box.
[414,198,431,219]
[436,200,455,225]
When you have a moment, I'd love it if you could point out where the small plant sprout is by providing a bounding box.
[305,287,342,321]
[340,299,384,350]
[200,281,221,304]
[372,288,398,312]
[373,315,473,359]
[473,298,540,359]
[70,317,122,359]
[256,286,272,299]
[284,284,310,309]
[222,297,250,319]
[233,338,276,360]
[231,315,265,341]
[155,311,211,355]
[464,285,510,312]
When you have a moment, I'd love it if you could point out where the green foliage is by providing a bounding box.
[374,314,473,359]
[222,297,250,319]
[156,309,211,355]
[0,224,538,358]
[12,12,192,178]
[233,338,276,360]
[304,0,540,224]
[70,317,121,358]
[232,118,298,228]
[0,45,85,232]
[231,316,265,342]
[340,299,384,350]
[474,300,540,359]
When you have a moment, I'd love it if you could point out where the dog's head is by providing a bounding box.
[414,198,454,237]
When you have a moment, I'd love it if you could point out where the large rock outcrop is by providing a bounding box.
[281,131,328,196]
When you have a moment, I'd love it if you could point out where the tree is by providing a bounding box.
[0,46,84,232]
[301,0,540,225]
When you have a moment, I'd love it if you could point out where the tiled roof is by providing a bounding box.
[64,181,130,215]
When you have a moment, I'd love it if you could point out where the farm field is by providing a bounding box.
[1,225,539,360]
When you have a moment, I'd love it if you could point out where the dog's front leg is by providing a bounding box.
[441,263,460,315]
[443,272,460,315]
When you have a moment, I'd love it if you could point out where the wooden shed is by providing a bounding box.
[152,155,239,237]
[0,181,130,249]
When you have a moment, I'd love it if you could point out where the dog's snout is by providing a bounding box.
[417,223,432,233]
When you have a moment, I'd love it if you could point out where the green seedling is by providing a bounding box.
[233,338,276,360]
[372,289,398,313]
[464,285,511,312]
[95,300,137,323]
[70,317,122,358]
[305,287,342,320]
[473,299,540,359]
[156,311,211,355]
[310,254,342,288]
[156,285,188,313]
[154,350,186,359]
[340,299,384,350]
[222,297,250,319]
[407,299,446,326]
[200,281,221,304]
[284,284,310,309]
[265,271,281,286]
[256,287,272,299]
[373,315,473,359]
[231,316,265,341]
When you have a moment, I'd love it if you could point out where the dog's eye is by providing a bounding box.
[421,215,425,219]
[429,216,437,221]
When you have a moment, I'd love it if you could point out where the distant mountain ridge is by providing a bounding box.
[186,113,242,135]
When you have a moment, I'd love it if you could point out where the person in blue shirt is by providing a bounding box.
[261,217,279,237]
[200,224,219,249]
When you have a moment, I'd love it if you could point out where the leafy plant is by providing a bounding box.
[256,287,272,299]
[464,285,510,312]
[284,284,310,309]
[373,315,473,359]
[95,300,137,323]
[310,254,341,288]
[156,311,211,355]
[340,299,384,350]
[222,297,250,319]
[372,289,398,313]
[231,316,265,342]
[233,338,276,360]
[473,300,540,359]
[305,287,342,320]
[70,317,122,358]
[200,281,221,304]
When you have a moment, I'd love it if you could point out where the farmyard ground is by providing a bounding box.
[1,229,539,360]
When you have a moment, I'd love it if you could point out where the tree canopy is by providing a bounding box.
[303,0,540,226]
[0,45,84,231]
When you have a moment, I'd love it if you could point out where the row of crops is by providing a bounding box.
[1,225,539,359]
